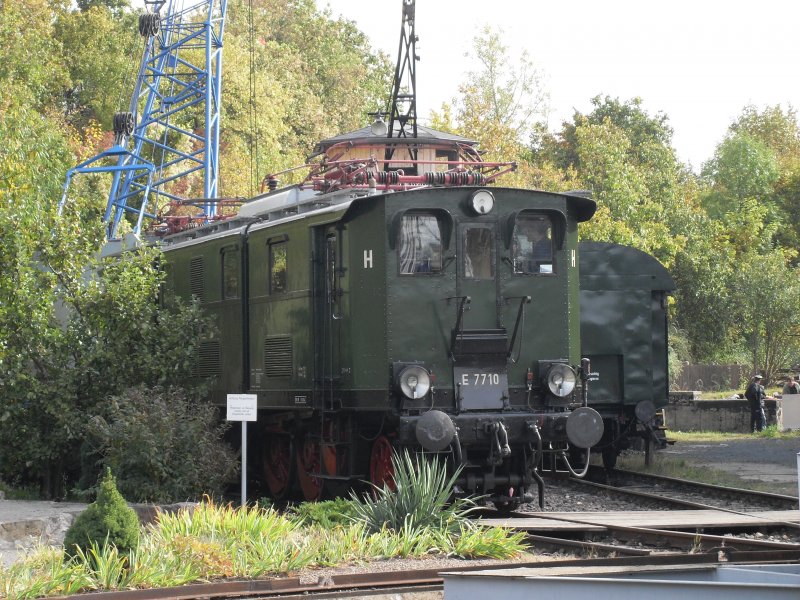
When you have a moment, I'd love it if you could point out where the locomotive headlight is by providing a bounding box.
[546,363,577,397]
[398,366,431,400]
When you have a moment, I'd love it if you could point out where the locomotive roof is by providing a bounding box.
[578,242,675,291]
[313,125,478,154]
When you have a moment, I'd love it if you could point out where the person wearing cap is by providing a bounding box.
[744,374,767,432]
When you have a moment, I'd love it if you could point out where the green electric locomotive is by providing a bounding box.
[160,127,604,508]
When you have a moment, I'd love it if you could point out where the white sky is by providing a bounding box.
[317,0,800,171]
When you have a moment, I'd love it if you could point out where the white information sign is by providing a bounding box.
[227,394,258,421]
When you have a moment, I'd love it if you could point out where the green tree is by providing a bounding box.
[222,0,392,194]
[0,0,70,107]
[86,386,238,503]
[430,26,549,169]
[63,469,140,558]
[54,4,139,130]
[701,131,779,224]
[728,104,800,256]
[732,250,800,382]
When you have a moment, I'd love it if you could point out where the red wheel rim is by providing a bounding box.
[263,434,291,499]
[369,435,395,491]
[297,437,323,501]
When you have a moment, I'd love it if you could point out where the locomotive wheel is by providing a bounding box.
[296,436,324,501]
[262,433,292,500]
[369,435,396,491]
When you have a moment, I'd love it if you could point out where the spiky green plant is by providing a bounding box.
[349,449,478,534]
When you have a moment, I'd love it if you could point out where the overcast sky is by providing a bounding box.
[317,0,800,171]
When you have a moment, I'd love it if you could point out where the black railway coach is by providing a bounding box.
[161,171,605,508]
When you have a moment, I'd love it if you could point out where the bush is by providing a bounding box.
[350,449,478,534]
[289,498,361,528]
[85,385,238,503]
[63,470,140,558]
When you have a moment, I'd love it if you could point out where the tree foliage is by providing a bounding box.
[430,26,549,173]
[63,469,140,558]
[0,0,394,497]
[86,386,238,503]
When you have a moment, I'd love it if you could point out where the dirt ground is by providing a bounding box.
[659,436,800,495]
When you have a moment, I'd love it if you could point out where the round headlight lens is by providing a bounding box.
[398,366,431,400]
[546,363,577,397]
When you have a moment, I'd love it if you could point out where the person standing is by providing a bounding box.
[782,375,800,395]
[745,374,767,432]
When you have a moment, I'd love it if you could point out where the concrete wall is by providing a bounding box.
[665,391,779,433]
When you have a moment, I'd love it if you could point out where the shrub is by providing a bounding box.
[85,385,238,503]
[350,449,478,534]
[290,498,360,528]
[63,470,140,558]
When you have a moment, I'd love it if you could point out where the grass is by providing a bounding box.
[0,453,529,598]
[614,433,799,496]
[697,388,782,400]
[667,426,800,442]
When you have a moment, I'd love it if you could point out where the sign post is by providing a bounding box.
[226,394,258,507]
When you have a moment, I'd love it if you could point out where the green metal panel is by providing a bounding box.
[579,242,675,410]
[383,187,586,396]
[339,199,389,397]
[163,236,243,404]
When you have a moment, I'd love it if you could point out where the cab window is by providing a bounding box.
[512,216,553,274]
[398,214,443,274]
[463,226,494,279]
[270,241,287,292]
[222,248,239,299]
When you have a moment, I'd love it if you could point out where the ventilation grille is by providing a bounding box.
[189,256,204,301]
[264,336,292,378]
[194,341,221,379]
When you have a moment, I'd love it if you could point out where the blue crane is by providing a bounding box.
[60,0,228,240]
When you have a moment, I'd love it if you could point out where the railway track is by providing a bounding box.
[43,549,800,600]
[521,516,800,557]
[577,465,800,512]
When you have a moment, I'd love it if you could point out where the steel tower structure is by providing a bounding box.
[384,0,418,166]
[60,0,228,240]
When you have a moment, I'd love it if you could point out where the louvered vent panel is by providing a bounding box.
[264,336,292,378]
[189,257,204,301]
[194,341,221,379]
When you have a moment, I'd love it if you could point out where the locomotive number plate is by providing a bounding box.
[454,368,508,410]
[459,373,502,386]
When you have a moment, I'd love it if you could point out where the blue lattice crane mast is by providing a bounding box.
[60,0,228,240]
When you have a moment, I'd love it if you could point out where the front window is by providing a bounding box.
[399,214,443,274]
[463,226,494,279]
[512,216,553,275]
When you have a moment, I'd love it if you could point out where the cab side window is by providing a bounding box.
[222,248,239,299]
[512,216,553,275]
[270,241,287,292]
[398,214,443,275]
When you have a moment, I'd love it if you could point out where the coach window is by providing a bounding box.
[398,213,443,275]
[463,225,494,279]
[270,241,287,293]
[512,215,554,275]
[222,248,239,299]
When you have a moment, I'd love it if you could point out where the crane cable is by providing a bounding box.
[247,0,260,196]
